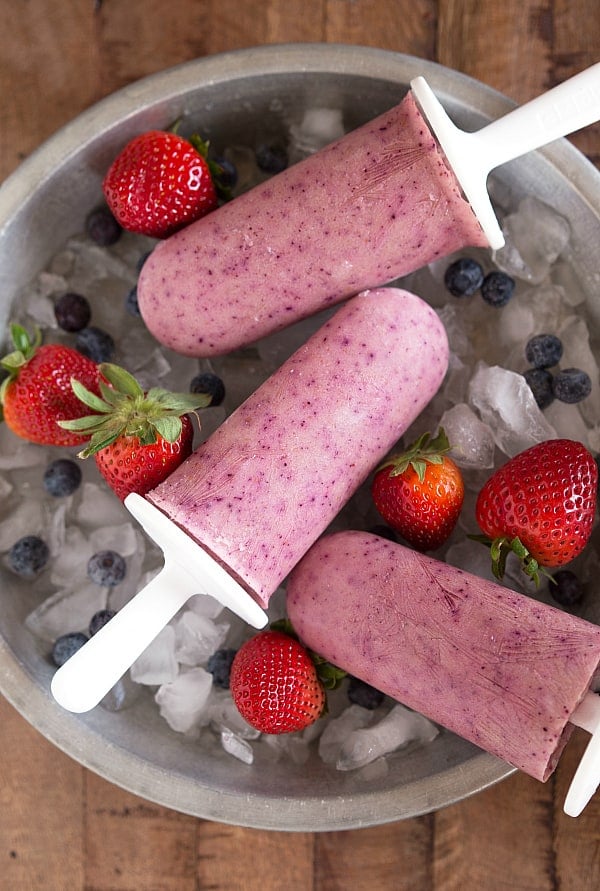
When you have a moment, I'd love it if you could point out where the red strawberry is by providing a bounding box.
[0,323,101,446]
[371,428,464,551]
[103,130,218,238]
[230,630,327,735]
[59,363,210,500]
[474,438,597,582]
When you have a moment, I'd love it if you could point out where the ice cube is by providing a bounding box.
[468,363,556,456]
[289,108,345,160]
[263,733,312,766]
[76,482,128,529]
[130,625,178,686]
[440,403,495,469]
[0,425,46,470]
[25,581,107,642]
[0,499,52,551]
[0,474,13,501]
[100,674,142,712]
[207,688,260,739]
[187,592,225,620]
[557,314,600,426]
[89,522,139,557]
[318,704,374,765]
[335,704,439,771]
[49,526,92,586]
[154,666,213,733]
[220,727,254,765]
[173,610,230,667]
[495,196,571,285]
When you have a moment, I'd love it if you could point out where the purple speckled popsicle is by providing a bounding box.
[138,92,487,357]
[146,288,448,608]
[287,530,600,782]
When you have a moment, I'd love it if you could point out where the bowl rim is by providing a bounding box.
[3,42,598,830]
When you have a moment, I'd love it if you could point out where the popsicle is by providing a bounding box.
[137,63,600,357]
[286,530,600,815]
[51,287,449,713]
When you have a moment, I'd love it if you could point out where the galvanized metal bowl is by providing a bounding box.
[1,44,599,831]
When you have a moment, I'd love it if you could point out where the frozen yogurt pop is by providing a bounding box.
[138,63,600,356]
[286,530,600,816]
[51,287,449,713]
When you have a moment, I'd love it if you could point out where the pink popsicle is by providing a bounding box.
[146,288,448,608]
[138,92,487,357]
[286,530,600,783]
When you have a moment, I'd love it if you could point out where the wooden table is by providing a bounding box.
[1,2,599,888]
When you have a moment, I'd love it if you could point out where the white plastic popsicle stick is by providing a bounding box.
[51,493,267,713]
[411,61,600,250]
[563,691,600,817]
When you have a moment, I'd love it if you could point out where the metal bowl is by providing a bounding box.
[1,44,599,831]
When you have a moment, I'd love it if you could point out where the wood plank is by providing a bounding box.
[0,698,85,890]
[553,728,600,891]
[196,822,315,890]
[0,2,100,180]
[437,0,552,100]
[324,0,437,57]
[433,770,556,891]
[84,771,199,891]
[314,818,434,891]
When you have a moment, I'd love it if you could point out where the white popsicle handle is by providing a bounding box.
[564,691,600,817]
[411,61,600,249]
[51,494,268,713]
[51,563,197,713]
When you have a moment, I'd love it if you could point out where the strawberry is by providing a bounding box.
[58,363,210,500]
[103,130,219,238]
[230,630,327,735]
[474,438,598,583]
[371,428,464,551]
[0,323,101,446]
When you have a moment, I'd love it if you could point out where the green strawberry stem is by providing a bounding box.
[270,617,347,691]
[376,427,451,482]
[0,323,43,400]
[468,532,553,586]
[58,362,211,457]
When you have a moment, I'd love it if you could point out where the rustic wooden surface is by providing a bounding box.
[1,2,599,889]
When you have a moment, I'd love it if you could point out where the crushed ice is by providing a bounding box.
[1,122,599,776]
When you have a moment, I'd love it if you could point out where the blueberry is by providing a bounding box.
[51,632,89,667]
[43,458,82,497]
[87,550,126,587]
[523,368,554,409]
[8,535,50,578]
[550,569,584,607]
[443,258,484,297]
[207,648,238,688]
[75,326,115,363]
[86,207,122,246]
[125,286,141,317]
[480,271,515,307]
[212,156,238,190]
[89,609,117,636]
[347,677,385,710]
[525,333,563,369]
[190,371,226,406]
[255,142,288,174]
[552,368,592,404]
[54,292,92,332]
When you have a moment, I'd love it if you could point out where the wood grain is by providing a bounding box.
[1,2,599,889]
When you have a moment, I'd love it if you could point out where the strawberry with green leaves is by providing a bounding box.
[103,130,224,238]
[230,629,333,735]
[371,428,464,551]
[59,363,210,500]
[1,323,101,446]
[474,438,597,583]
